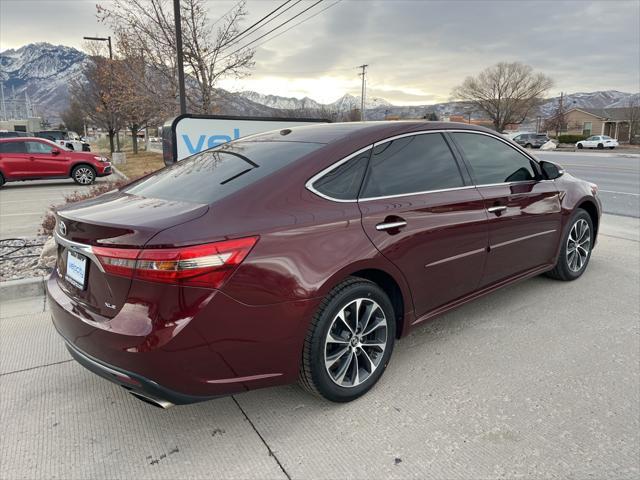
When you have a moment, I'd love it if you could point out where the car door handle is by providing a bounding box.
[29,156,35,160]
[376,220,407,231]
[487,206,507,214]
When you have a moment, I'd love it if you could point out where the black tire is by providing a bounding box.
[299,277,396,402]
[577,143,583,149]
[0,172,4,188]
[597,143,604,149]
[71,165,96,185]
[525,143,533,149]
[546,209,594,281]
[609,146,615,149]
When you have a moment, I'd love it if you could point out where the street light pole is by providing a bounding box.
[173,0,187,115]
[83,35,119,153]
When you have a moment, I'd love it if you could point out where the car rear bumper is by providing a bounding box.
[47,271,319,404]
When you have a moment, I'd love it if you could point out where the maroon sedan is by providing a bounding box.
[48,122,601,407]
[0,137,111,187]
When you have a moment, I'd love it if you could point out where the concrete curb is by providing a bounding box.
[111,165,129,181]
[0,276,47,302]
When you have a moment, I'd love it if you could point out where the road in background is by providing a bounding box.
[0,178,111,238]
[536,151,640,217]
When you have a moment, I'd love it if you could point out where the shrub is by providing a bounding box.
[558,134,588,144]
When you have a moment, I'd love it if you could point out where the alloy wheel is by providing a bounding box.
[324,298,388,388]
[567,218,590,272]
[74,167,94,184]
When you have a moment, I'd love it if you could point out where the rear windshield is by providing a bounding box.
[125,140,323,204]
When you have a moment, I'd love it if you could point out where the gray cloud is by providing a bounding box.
[1,0,638,104]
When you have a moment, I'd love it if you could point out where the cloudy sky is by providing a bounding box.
[1,0,638,105]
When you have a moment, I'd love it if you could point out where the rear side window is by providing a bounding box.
[27,141,53,154]
[0,141,26,153]
[361,133,464,198]
[125,140,323,204]
[451,132,538,184]
[312,150,370,200]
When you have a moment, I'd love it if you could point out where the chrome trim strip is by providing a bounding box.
[425,248,485,268]
[304,128,543,203]
[491,229,557,249]
[487,205,507,213]
[54,231,105,272]
[304,144,373,203]
[359,185,477,202]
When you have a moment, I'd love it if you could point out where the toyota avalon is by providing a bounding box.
[48,122,601,407]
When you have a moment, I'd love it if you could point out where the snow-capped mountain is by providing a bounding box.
[1,43,87,120]
[240,91,323,111]
[537,90,636,117]
[1,43,637,125]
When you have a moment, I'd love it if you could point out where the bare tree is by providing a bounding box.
[70,56,124,153]
[452,62,554,132]
[97,0,255,115]
[627,95,640,145]
[543,92,568,138]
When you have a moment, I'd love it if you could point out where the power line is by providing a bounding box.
[236,0,343,55]
[220,0,325,61]
[218,0,299,51]
[210,0,243,29]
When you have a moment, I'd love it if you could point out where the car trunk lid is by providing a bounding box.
[55,191,208,318]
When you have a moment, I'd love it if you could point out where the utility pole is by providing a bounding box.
[174,0,187,115]
[357,64,368,121]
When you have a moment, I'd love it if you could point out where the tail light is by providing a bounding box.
[93,237,258,288]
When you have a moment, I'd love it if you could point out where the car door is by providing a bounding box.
[358,132,489,318]
[449,131,562,287]
[585,136,598,148]
[25,140,68,177]
[0,140,29,177]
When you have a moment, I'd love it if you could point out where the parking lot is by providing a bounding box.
[0,178,111,238]
[1,214,638,479]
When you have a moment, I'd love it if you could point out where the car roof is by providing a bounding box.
[246,121,498,145]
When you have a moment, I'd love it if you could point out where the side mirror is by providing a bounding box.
[51,148,61,156]
[540,160,563,180]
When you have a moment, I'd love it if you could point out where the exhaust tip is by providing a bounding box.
[129,391,175,409]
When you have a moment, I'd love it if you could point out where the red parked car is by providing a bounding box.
[0,137,111,187]
[48,122,601,407]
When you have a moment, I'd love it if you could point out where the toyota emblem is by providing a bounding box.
[59,220,67,236]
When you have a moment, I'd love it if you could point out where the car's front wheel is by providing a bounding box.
[0,172,4,188]
[546,209,594,281]
[72,165,96,185]
[299,277,396,402]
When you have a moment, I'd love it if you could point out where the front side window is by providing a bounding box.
[26,141,53,154]
[0,141,26,153]
[361,133,464,198]
[451,132,538,184]
[312,150,369,200]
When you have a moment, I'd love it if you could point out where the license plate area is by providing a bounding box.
[66,250,88,290]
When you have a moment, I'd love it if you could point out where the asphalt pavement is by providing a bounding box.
[0,177,111,238]
[536,150,640,217]
[0,214,638,479]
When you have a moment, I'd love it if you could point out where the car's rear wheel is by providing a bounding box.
[0,172,4,188]
[597,143,604,149]
[72,165,96,185]
[525,143,533,149]
[577,143,583,149]
[299,277,396,402]
[546,209,594,281]
[609,146,615,149]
